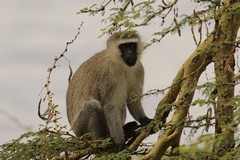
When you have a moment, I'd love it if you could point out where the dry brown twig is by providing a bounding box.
[38,22,84,131]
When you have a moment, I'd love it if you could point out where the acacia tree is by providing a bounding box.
[78,0,240,159]
[1,0,240,160]
[125,0,240,159]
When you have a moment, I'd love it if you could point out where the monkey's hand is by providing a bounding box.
[123,121,139,132]
[139,117,155,134]
[123,121,140,139]
[139,117,152,126]
[123,121,141,147]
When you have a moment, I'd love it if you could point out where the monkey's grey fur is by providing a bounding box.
[66,30,150,150]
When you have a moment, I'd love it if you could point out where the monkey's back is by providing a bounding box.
[67,51,121,124]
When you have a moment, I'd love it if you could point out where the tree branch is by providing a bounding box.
[142,33,214,159]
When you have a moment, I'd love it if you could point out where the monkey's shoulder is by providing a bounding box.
[73,50,143,83]
[78,51,117,72]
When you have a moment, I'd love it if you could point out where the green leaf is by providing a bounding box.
[192,99,206,106]
[133,12,140,19]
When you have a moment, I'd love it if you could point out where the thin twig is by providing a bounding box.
[38,22,84,131]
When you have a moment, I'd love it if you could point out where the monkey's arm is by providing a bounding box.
[127,99,151,127]
[127,79,151,126]
[127,64,151,126]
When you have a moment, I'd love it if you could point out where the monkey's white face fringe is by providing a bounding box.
[107,39,143,58]
[117,38,139,45]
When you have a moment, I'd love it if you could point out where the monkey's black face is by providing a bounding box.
[119,42,138,67]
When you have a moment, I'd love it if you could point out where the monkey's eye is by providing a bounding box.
[119,43,127,48]
[130,43,135,47]
[119,43,137,49]
[129,43,137,50]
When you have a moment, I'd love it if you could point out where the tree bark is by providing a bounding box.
[212,0,240,156]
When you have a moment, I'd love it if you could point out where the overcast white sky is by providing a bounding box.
[0,1,228,144]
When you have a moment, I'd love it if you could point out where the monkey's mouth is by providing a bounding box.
[125,59,137,66]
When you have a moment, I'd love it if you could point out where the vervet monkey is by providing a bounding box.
[66,30,151,151]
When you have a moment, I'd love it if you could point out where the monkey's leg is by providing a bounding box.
[72,100,109,139]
